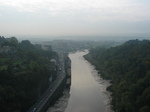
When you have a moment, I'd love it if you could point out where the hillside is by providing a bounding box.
[84,39,150,112]
[0,36,57,112]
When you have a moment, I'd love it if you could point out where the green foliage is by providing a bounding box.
[0,36,57,112]
[85,39,150,112]
[140,106,150,112]
[19,40,35,51]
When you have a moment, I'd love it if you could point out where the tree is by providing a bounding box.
[85,39,150,112]
[9,37,18,47]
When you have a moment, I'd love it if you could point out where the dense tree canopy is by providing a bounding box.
[0,36,57,112]
[84,39,150,112]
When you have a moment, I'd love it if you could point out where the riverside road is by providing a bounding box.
[27,54,66,112]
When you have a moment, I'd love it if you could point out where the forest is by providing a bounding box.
[0,36,57,112]
[84,39,150,112]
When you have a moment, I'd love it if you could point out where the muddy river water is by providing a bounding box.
[47,50,113,112]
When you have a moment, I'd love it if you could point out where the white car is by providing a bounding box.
[32,108,36,112]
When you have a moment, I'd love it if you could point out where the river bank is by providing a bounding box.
[47,50,113,112]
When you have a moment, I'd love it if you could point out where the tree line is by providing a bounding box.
[0,36,57,112]
[84,39,150,112]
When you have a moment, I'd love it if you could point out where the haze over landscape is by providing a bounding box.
[0,1,150,112]
[0,0,150,39]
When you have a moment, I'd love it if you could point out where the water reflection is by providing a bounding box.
[47,51,112,112]
[65,51,106,112]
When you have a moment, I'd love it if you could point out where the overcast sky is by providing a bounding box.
[0,0,150,37]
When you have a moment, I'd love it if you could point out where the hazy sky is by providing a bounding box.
[0,0,150,37]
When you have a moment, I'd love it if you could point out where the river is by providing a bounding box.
[47,50,112,112]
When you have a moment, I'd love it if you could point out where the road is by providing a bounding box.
[27,53,66,112]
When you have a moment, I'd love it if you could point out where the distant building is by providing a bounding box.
[50,41,68,51]
[42,44,52,51]
[50,59,56,70]
[0,45,11,53]
[35,44,42,49]
[0,45,17,54]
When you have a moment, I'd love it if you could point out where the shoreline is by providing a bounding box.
[84,55,113,112]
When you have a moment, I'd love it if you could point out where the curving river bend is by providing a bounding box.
[47,50,112,112]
